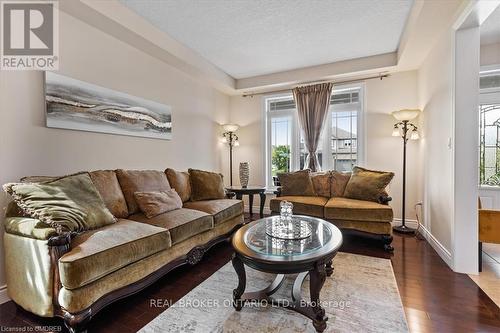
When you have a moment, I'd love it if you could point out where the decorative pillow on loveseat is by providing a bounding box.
[331,171,351,197]
[188,169,225,201]
[134,189,183,218]
[343,166,394,202]
[278,169,316,196]
[3,173,116,233]
[310,172,331,197]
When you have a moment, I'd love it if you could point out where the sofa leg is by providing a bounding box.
[382,235,394,252]
[63,309,92,333]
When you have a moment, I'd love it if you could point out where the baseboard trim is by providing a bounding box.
[419,225,453,268]
[392,219,453,267]
[0,285,10,304]
[391,218,419,229]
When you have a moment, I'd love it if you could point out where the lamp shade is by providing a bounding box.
[222,124,239,132]
[410,130,420,140]
[392,109,421,121]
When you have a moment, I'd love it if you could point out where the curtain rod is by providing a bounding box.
[242,73,390,97]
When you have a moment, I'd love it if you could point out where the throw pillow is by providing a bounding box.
[90,170,129,218]
[278,169,315,196]
[3,173,116,233]
[165,168,192,202]
[188,169,225,201]
[343,167,394,202]
[310,172,331,197]
[116,170,171,215]
[331,171,352,197]
[134,189,183,218]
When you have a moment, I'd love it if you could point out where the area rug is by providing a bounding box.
[139,252,408,333]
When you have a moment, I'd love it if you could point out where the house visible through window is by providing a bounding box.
[265,85,364,186]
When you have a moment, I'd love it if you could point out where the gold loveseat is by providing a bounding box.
[270,169,394,251]
[3,169,244,332]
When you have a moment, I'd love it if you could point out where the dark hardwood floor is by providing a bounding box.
[1,213,499,333]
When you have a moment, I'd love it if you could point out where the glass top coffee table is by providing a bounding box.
[231,215,343,333]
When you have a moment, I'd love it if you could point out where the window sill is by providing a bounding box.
[479,185,500,191]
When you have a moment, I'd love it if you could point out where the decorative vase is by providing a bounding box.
[239,162,249,188]
[280,201,293,222]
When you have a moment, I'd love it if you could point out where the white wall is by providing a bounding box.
[364,71,421,221]
[228,71,421,220]
[0,11,230,293]
[481,43,500,66]
[417,28,454,259]
[453,27,480,274]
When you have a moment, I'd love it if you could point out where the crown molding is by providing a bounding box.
[236,52,397,92]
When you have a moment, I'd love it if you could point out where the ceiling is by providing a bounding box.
[119,0,414,79]
[481,5,500,45]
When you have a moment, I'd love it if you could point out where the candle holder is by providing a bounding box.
[265,201,312,240]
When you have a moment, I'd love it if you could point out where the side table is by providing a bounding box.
[225,186,266,218]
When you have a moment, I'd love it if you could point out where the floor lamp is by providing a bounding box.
[392,109,421,234]
[222,124,239,186]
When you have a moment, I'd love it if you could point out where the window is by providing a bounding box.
[266,96,296,185]
[265,85,364,186]
[479,68,500,187]
[479,104,500,186]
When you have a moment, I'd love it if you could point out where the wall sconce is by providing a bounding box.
[222,124,240,186]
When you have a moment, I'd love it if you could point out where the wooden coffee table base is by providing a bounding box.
[232,254,334,333]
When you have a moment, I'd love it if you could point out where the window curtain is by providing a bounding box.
[293,82,333,172]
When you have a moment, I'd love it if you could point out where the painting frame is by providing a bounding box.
[44,72,172,140]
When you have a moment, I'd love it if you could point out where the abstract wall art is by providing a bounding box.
[45,72,172,140]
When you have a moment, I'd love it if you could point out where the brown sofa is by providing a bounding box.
[270,170,394,251]
[3,169,244,332]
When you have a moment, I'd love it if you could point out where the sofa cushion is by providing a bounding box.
[59,219,171,290]
[134,190,183,218]
[269,196,328,218]
[116,170,171,215]
[129,208,213,245]
[324,197,393,223]
[331,171,351,197]
[343,167,394,202]
[188,169,225,201]
[4,173,116,233]
[183,199,243,226]
[165,169,191,202]
[89,170,129,218]
[311,172,331,197]
[278,169,315,196]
